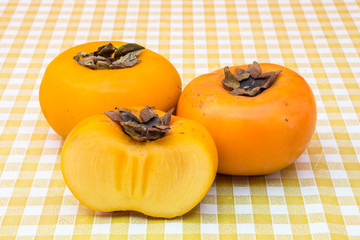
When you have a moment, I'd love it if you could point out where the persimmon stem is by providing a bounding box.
[222,61,282,97]
[105,107,174,142]
[73,43,144,70]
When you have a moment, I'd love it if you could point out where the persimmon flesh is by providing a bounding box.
[40,41,181,137]
[61,107,218,218]
[177,63,317,175]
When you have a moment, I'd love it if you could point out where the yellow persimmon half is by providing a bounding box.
[61,107,218,218]
[40,41,181,138]
[177,62,317,176]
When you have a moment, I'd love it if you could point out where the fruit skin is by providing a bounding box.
[61,107,218,218]
[40,41,182,138]
[177,63,317,176]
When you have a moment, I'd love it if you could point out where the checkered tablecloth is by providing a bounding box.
[1,0,360,239]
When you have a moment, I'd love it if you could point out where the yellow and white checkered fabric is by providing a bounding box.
[1,0,360,239]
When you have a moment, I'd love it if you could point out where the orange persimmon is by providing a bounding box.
[177,62,317,175]
[61,107,218,218]
[40,41,181,137]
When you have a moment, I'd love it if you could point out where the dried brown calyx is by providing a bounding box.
[222,61,282,97]
[73,43,144,70]
[105,107,174,142]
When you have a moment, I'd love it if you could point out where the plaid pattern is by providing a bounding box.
[1,0,360,238]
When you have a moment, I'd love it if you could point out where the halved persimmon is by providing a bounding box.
[177,62,317,175]
[61,107,217,218]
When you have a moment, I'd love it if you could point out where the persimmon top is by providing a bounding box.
[105,107,173,142]
[222,61,282,97]
[73,43,144,70]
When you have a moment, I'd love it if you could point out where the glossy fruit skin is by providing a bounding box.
[40,41,182,138]
[177,63,317,176]
[61,107,218,218]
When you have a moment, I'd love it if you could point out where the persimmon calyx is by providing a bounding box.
[222,61,282,97]
[73,43,144,70]
[105,107,174,142]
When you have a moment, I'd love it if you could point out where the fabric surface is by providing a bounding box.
[1,0,360,239]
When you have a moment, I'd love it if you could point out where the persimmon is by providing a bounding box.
[61,107,218,218]
[177,62,317,175]
[40,41,181,137]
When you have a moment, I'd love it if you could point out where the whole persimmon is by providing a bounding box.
[177,62,316,175]
[61,107,217,218]
[40,41,181,137]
